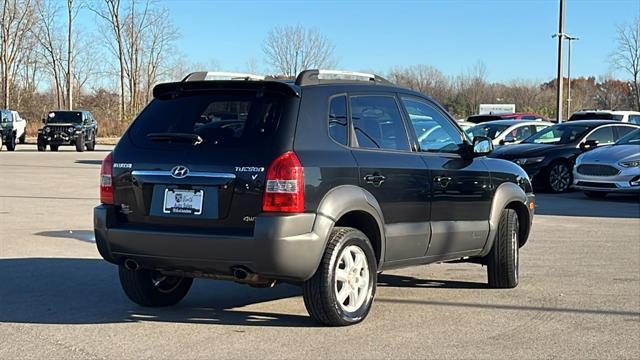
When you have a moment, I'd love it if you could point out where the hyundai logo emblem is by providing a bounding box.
[171,165,190,179]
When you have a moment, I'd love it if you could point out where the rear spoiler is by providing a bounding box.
[152,80,300,99]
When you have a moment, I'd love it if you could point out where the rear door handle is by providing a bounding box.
[434,176,452,188]
[364,174,386,186]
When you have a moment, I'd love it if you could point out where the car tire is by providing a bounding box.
[584,191,607,199]
[487,208,519,289]
[86,135,96,151]
[75,133,85,152]
[118,266,193,307]
[6,133,16,151]
[50,144,59,152]
[546,161,571,193]
[37,137,46,151]
[302,227,377,326]
[18,132,26,144]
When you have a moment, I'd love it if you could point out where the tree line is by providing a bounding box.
[1,0,638,137]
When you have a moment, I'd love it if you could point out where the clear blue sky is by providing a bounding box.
[92,0,640,82]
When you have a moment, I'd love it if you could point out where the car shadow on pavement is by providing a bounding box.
[75,160,103,165]
[0,258,315,327]
[378,274,487,289]
[535,192,640,218]
[35,230,96,243]
[374,298,640,318]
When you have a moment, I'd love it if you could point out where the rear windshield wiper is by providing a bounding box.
[147,132,203,146]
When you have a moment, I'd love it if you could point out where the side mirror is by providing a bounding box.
[580,139,599,151]
[472,136,493,157]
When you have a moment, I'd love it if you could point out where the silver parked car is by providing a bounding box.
[573,128,640,198]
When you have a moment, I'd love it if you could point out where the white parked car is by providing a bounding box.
[0,109,27,151]
[466,120,553,146]
[569,110,640,124]
[573,128,640,197]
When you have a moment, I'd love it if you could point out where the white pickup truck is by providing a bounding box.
[0,109,27,151]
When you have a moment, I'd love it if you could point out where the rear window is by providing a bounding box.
[568,113,623,121]
[129,91,285,148]
[47,111,83,124]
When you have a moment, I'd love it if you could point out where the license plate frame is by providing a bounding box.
[162,188,204,215]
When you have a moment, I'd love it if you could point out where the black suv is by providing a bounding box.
[94,70,535,326]
[37,110,98,152]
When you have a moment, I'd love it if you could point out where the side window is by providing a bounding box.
[350,95,410,151]
[400,97,463,153]
[328,96,348,146]
[616,126,636,139]
[628,115,640,125]
[507,125,533,141]
[586,126,615,144]
[535,125,548,132]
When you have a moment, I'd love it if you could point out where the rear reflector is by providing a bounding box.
[100,152,114,204]
[262,151,304,213]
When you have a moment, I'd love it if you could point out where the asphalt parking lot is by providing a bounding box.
[1,145,639,359]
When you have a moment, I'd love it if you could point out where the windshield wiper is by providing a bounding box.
[147,132,203,146]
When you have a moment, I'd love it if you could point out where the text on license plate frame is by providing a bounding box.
[163,188,204,215]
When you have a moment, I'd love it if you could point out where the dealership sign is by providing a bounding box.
[479,104,516,115]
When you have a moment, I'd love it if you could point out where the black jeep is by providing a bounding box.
[94,70,535,326]
[37,110,98,152]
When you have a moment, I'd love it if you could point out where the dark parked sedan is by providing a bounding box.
[489,120,639,192]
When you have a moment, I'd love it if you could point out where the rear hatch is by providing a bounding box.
[110,82,299,236]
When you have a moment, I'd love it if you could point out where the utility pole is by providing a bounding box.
[554,0,565,123]
[566,35,579,119]
[67,0,73,110]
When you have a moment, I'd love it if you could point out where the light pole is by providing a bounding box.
[554,0,565,123]
[565,35,579,119]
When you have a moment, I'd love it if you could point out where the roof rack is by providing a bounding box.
[295,69,393,86]
[182,71,265,82]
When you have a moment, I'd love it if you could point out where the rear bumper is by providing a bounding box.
[94,205,334,281]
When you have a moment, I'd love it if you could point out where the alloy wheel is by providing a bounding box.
[334,245,370,313]
[549,163,570,192]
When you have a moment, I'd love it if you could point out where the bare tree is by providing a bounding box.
[35,0,64,108]
[91,0,126,122]
[388,64,451,103]
[612,17,640,110]
[455,61,490,116]
[263,25,336,78]
[1,0,35,108]
[142,7,178,102]
[66,0,81,110]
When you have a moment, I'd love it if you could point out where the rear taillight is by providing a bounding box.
[100,152,114,204]
[262,151,304,213]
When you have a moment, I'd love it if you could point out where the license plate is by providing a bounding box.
[163,189,204,215]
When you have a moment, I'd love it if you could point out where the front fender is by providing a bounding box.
[479,182,533,256]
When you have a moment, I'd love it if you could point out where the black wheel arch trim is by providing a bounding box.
[315,185,387,269]
[479,182,534,257]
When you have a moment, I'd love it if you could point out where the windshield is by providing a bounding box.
[523,124,591,145]
[616,129,640,145]
[47,111,82,124]
[129,91,285,149]
[467,124,509,139]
